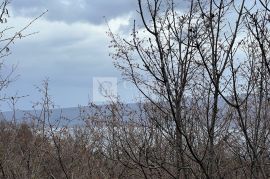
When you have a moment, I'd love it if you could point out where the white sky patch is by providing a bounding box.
[60,0,86,9]
[60,0,71,6]
[107,13,132,32]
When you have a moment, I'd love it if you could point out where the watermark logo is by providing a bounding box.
[93,77,118,102]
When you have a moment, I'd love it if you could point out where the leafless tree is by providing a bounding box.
[2,0,270,179]
[108,0,270,178]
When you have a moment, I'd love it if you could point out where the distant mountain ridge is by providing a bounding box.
[1,103,141,125]
[1,106,83,124]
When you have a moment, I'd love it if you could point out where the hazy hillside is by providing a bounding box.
[1,103,141,125]
[1,107,83,125]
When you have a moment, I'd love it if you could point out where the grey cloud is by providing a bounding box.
[10,0,137,24]
[2,20,124,110]
[2,0,143,110]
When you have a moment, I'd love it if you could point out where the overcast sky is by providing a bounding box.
[1,0,139,111]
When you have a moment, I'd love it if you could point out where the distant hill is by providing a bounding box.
[1,106,84,125]
[0,103,142,126]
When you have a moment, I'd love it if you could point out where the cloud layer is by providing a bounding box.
[11,0,137,24]
[1,1,137,110]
